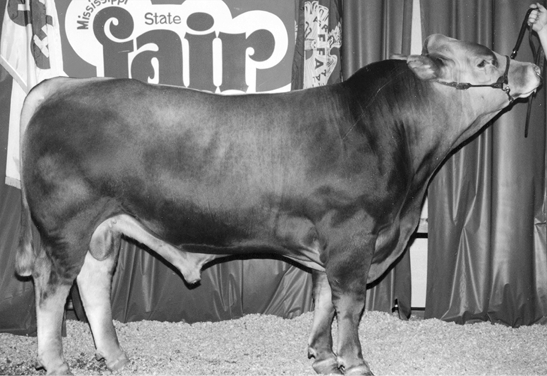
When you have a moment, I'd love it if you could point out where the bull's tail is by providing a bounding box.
[16,87,40,276]
[16,185,35,276]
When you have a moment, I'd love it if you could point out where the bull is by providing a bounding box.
[16,34,541,375]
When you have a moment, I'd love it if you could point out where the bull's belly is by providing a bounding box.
[127,206,326,273]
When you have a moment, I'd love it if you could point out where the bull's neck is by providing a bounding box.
[403,80,508,177]
[429,85,505,162]
[335,64,504,186]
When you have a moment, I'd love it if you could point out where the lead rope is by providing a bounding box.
[511,8,545,137]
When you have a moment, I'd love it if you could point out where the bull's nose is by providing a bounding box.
[533,64,542,77]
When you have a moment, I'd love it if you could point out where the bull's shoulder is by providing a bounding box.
[343,59,428,104]
[345,60,408,86]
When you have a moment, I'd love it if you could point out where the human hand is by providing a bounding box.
[528,3,547,35]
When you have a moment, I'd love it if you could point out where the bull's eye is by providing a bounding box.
[477,60,487,68]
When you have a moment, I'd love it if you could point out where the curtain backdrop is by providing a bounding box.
[0,71,36,335]
[423,0,547,326]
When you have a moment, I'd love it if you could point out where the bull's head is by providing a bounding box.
[407,34,541,107]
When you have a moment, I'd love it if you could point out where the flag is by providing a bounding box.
[0,0,66,188]
[292,0,342,90]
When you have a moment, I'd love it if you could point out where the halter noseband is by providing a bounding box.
[432,55,513,104]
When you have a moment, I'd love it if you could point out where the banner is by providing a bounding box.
[63,0,291,94]
[292,0,342,90]
[1,0,66,188]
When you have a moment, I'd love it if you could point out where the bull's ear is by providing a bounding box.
[407,55,443,80]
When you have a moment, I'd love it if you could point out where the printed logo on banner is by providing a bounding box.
[303,1,341,87]
[65,0,290,93]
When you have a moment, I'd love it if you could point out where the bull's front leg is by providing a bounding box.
[328,231,376,376]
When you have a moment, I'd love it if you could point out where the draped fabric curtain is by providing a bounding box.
[342,0,412,72]
[342,0,414,317]
[0,72,36,335]
[423,0,547,326]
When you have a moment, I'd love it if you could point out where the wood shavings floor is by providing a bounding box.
[1,310,546,375]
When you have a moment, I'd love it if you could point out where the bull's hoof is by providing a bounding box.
[343,364,374,376]
[105,353,130,372]
[95,351,130,372]
[312,357,342,375]
[43,361,72,376]
[35,356,72,375]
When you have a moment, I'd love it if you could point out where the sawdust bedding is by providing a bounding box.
[1,310,546,375]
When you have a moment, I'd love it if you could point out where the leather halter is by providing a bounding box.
[432,55,513,104]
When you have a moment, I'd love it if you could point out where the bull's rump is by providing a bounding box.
[22,78,362,265]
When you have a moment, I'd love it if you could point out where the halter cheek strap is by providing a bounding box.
[432,55,513,104]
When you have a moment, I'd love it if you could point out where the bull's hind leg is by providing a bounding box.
[33,251,74,375]
[308,270,341,374]
[76,225,129,371]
